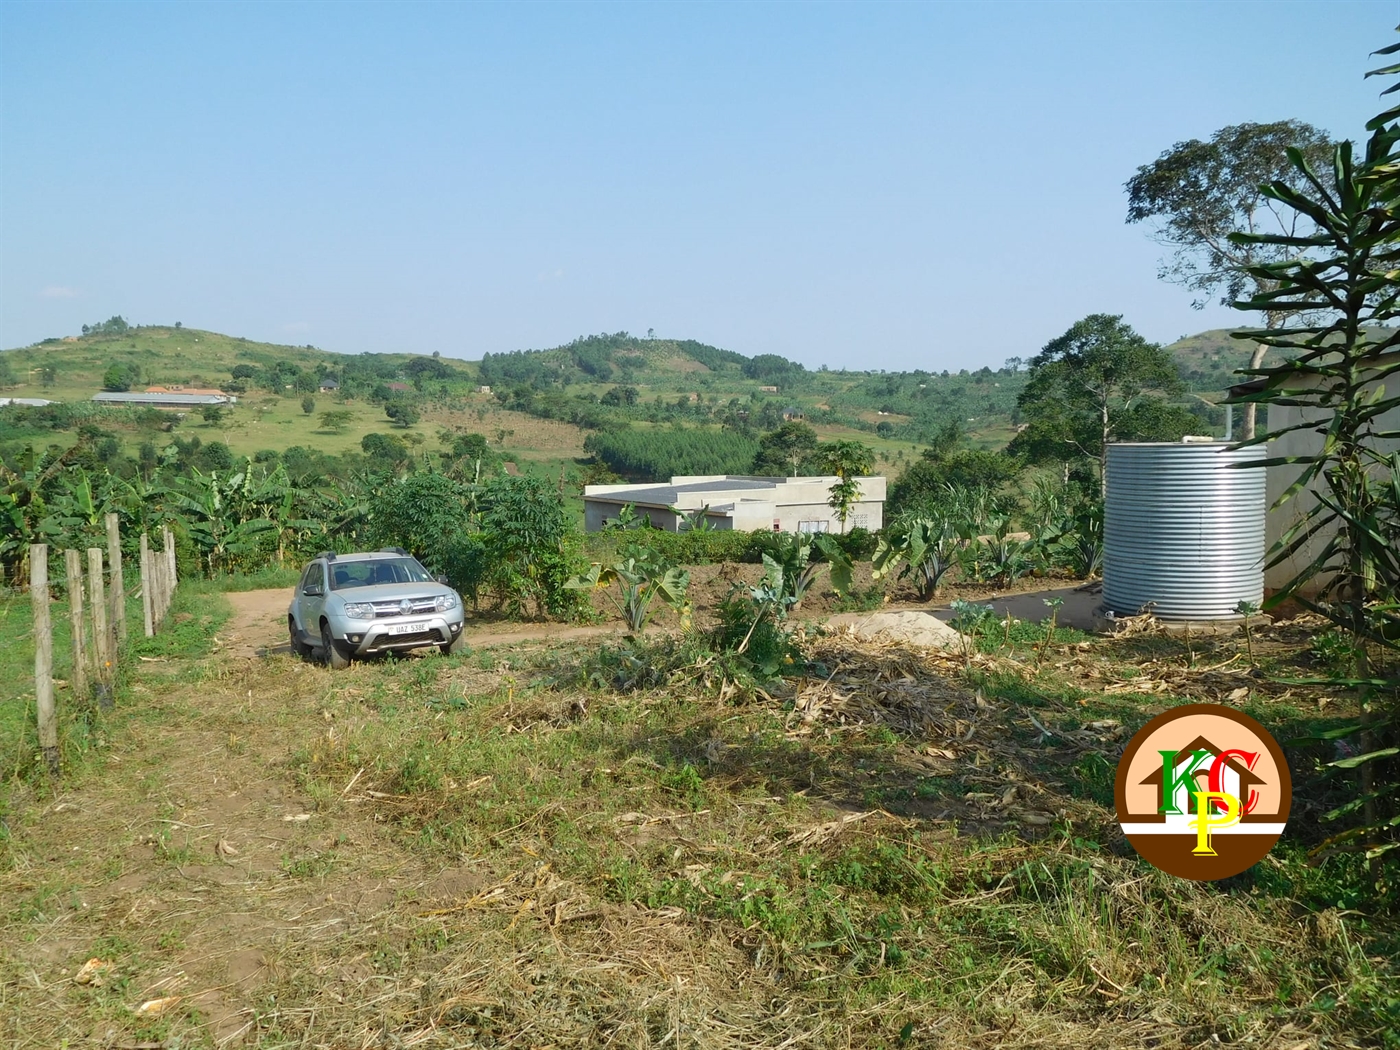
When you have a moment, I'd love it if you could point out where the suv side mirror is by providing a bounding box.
[302,583,323,597]
[434,574,449,585]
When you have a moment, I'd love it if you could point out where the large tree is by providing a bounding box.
[751,420,820,476]
[1125,120,1335,438]
[1007,314,1189,495]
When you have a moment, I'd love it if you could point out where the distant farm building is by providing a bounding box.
[145,385,230,398]
[782,406,805,421]
[93,391,234,409]
[584,475,886,534]
[319,378,340,392]
[758,385,779,394]
[477,385,492,395]
[387,382,410,393]
[0,397,56,407]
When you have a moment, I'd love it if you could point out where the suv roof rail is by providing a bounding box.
[317,551,337,561]
[379,547,409,556]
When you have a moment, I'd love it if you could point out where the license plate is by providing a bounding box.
[387,621,426,636]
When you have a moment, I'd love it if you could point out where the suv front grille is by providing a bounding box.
[370,597,439,618]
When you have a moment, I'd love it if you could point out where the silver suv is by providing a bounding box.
[288,548,467,668]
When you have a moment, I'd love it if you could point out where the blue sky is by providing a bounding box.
[0,1,1392,371]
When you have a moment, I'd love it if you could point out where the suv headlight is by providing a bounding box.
[434,593,458,612]
[342,602,375,619]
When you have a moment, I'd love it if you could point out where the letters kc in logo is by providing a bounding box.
[1114,704,1291,880]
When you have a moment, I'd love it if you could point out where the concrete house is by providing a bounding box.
[583,474,886,534]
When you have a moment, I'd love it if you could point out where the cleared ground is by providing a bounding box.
[1,587,1395,1048]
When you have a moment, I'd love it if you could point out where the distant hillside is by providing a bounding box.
[4,322,1339,471]
[1162,326,1397,391]
[0,321,476,401]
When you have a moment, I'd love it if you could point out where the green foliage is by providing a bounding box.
[566,546,691,633]
[742,352,806,385]
[200,404,225,426]
[712,558,799,678]
[750,530,853,607]
[319,409,353,433]
[873,516,961,600]
[888,447,1020,519]
[82,315,130,337]
[480,473,587,619]
[361,432,412,470]
[371,471,474,569]
[585,526,769,567]
[751,421,819,476]
[384,400,420,428]
[1127,120,1336,311]
[1007,314,1187,492]
[817,439,874,532]
[300,395,316,415]
[101,361,140,392]
[1226,43,1400,866]
[584,427,759,482]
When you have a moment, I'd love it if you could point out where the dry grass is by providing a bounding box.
[1,614,1395,1049]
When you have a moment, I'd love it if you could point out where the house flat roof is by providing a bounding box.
[93,392,230,406]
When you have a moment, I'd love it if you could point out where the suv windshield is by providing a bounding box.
[328,557,433,590]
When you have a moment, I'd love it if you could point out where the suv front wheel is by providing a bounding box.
[321,619,351,670]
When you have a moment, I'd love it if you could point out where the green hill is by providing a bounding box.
[2,320,1323,484]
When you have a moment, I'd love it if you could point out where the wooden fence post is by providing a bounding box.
[65,549,87,703]
[140,533,155,637]
[164,525,177,590]
[31,544,59,776]
[106,512,126,645]
[88,547,112,708]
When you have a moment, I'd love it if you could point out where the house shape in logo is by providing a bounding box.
[1135,736,1271,822]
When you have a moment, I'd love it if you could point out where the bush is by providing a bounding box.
[372,471,475,567]
[832,526,878,561]
[584,528,771,566]
[480,473,588,619]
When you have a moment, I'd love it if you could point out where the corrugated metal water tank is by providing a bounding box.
[1102,441,1266,620]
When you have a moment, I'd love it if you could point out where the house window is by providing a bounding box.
[798,520,830,534]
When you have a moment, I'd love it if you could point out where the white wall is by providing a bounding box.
[1263,361,1400,595]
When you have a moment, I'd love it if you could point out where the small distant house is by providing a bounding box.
[758,385,779,394]
[387,382,410,393]
[782,406,804,421]
[583,474,886,534]
[0,397,56,407]
[319,378,340,393]
[477,385,492,395]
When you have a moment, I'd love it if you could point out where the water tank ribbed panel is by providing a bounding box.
[1102,442,1266,620]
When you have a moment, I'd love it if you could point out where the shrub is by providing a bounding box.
[480,473,588,619]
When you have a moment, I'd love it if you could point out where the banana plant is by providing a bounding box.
[565,550,692,634]
[164,466,277,574]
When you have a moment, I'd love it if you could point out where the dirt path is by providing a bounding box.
[222,588,650,660]
[221,582,1099,662]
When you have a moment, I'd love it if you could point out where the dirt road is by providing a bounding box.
[221,581,1097,662]
[222,588,656,661]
